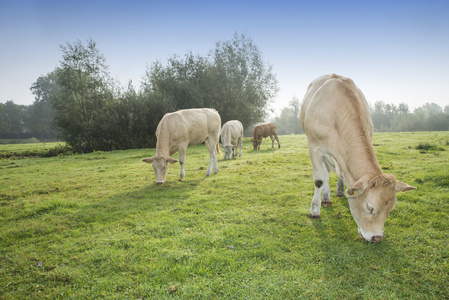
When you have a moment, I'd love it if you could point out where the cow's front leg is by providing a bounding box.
[270,135,275,148]
[308,146,331,218]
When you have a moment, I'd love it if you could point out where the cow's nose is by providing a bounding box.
[371,235,383,243]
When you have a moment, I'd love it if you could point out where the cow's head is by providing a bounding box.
[222,144,233,159]
[346,174,415,243]
[251,138,262,150]
[142,155,178,184]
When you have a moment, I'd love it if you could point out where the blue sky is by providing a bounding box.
[1,0,449,115]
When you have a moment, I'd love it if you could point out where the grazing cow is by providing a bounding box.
[300,74,415,243]
[142,108,221,184]
[251,123,281,150]
[221,120,244,159]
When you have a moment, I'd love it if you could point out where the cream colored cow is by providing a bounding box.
[300,74,415,243]
[142,108,221,184]
[221,120,244,159]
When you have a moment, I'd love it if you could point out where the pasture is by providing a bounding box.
[1,132,448,298]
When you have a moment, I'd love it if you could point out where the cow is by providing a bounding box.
[142,108,221,184]
[300,74,415,243]
[251,123,281,150]
[220,120,244,159]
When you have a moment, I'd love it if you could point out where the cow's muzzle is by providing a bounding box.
[370,235,383,243]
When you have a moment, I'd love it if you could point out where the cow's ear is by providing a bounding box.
[167,157,178,164]
[346,178,366,196]
[395,181,416,192]
[141,157,154,164]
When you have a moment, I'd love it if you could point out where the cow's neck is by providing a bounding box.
[339,135,382,187]
[155,126,171,157]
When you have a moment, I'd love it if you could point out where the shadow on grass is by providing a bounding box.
[307,191,440,297]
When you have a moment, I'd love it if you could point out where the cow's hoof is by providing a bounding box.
[321,201,331,207]
[309,213,320,219]
[336,191,344,198]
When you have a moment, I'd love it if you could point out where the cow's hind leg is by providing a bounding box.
[308,146,330,218]
[204,138,219,176]
[274,134,281,148]
[321,159,331,207]
[238,136,242,157]
[178,145,187,180]
[336,177,345,197]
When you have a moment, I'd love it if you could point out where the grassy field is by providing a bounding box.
[1,132,448,299]
[0,142,68,159]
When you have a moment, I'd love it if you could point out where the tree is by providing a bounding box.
[274,97,303,134]
[0,103,7,134]
[29,71,59,140]
[209,33,278,128]
[52,38,114,152]
[141,33,279,131]
[2,100,27,140]
[143,52,210,112]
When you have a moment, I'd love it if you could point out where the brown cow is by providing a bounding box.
[300,74,415,243]
[251,123,281,150]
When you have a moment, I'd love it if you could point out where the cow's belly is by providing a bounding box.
[323,152,343,178]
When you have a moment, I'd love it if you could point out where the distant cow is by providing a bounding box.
[300,74,415,243]
[221,120,244,159]
[251,123,280,150]
[142,108,221,184]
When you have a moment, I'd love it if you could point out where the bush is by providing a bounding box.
[0,144,72,159]
[415,143,445,152]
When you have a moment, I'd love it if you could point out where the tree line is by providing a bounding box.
[272,98,449,135]
[1,35,448,149]
[0,34,278,152]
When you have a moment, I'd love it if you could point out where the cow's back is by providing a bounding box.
[157,108,221,149]
[254,123,277,139]
[222,120,243,144]
[300,74,373,145]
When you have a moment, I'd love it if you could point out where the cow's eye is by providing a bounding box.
[366,203,374,214]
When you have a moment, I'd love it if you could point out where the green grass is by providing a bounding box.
[0,142,69,159]
[1,132,448,298]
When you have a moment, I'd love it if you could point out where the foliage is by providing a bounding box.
[51,38,115,153]
[29,71,59,139]
[7,34,277,152]
[1,100,27,139]
[0,142,71,159]
[371,101,449,132]
[0,102,7,133]
[209,33,279,127]
[273,96,303,135]
[143,33,278,130]
[1,133,448,298]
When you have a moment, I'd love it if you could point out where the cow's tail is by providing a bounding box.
[216,141,222,156]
